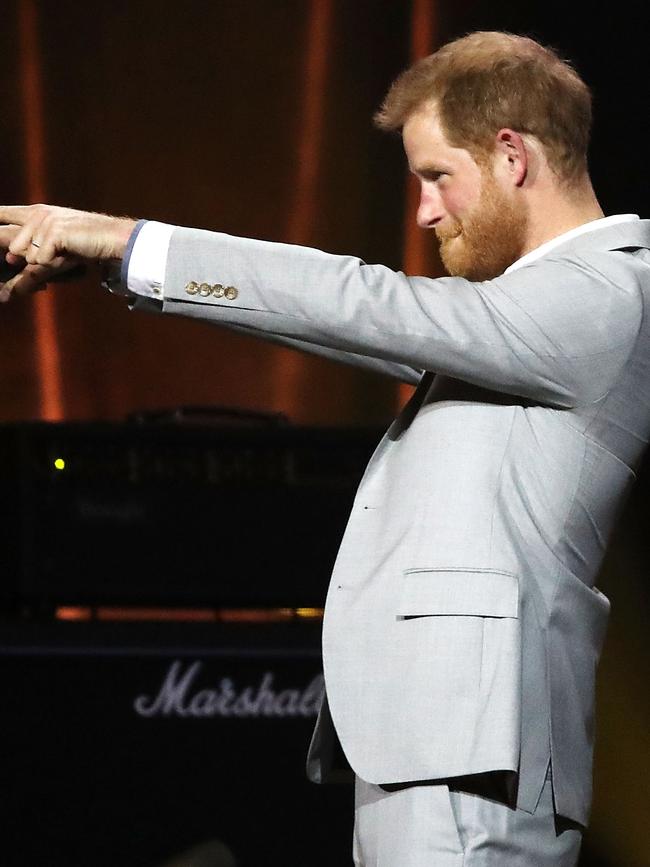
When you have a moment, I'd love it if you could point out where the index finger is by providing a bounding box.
[0,224,20,246]
[0,206,35,226]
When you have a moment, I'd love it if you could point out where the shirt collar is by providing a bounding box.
[504,214,641,274]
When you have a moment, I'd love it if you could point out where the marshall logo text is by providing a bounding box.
[134,660,324,719]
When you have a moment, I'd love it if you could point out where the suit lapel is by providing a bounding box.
[387,371,435,440]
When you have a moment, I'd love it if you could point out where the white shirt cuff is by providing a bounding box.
[126,220,175,299]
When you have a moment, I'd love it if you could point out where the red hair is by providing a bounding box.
[375,31,592,183]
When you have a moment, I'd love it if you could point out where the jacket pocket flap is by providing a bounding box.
[398,568,519,618]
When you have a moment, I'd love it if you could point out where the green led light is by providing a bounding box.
[54,458,66,471]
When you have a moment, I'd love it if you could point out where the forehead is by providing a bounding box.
[402,104,479,174]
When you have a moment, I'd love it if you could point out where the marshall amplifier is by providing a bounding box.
[0,618,353,867]
[0,417,380,610]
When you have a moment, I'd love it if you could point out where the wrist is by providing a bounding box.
[111,217,139,260]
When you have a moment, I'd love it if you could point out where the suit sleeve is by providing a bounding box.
[160,226,643,407]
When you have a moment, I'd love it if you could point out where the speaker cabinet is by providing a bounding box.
[1,620,353,867]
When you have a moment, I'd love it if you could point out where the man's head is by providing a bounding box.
[375,32,595,279]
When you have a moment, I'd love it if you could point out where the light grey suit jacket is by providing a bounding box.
[146,219,650,827]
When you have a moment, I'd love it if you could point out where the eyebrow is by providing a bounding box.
[410,163,452,178]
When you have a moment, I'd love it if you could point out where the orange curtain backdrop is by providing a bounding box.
[397,0,445,407]
[5,0,446,424]
[402,0,440,278]
[4,0,410,427]
[18,0,63,419]
[273,0,335,415]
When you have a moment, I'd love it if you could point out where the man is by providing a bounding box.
[1,30,649,867]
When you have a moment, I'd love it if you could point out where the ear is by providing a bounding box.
[494,128,528,187]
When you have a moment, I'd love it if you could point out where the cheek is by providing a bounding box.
[440,184,479,220]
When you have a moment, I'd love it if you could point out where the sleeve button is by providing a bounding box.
[224,286,238,300]
[185,281,199,295]
[199,282,212,296]
[212,283,225,298]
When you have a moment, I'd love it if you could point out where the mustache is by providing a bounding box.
[435,221,463,243]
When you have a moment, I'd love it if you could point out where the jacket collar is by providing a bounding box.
[506,217,650,273]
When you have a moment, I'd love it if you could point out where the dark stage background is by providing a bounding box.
[0,1,649,866]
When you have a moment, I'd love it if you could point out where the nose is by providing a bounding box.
[416,182,445,229]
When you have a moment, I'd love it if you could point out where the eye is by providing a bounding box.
[423,170,447,183]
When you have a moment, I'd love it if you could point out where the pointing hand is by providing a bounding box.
[0,204,137,301]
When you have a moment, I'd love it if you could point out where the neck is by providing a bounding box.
[521,175,604,256]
